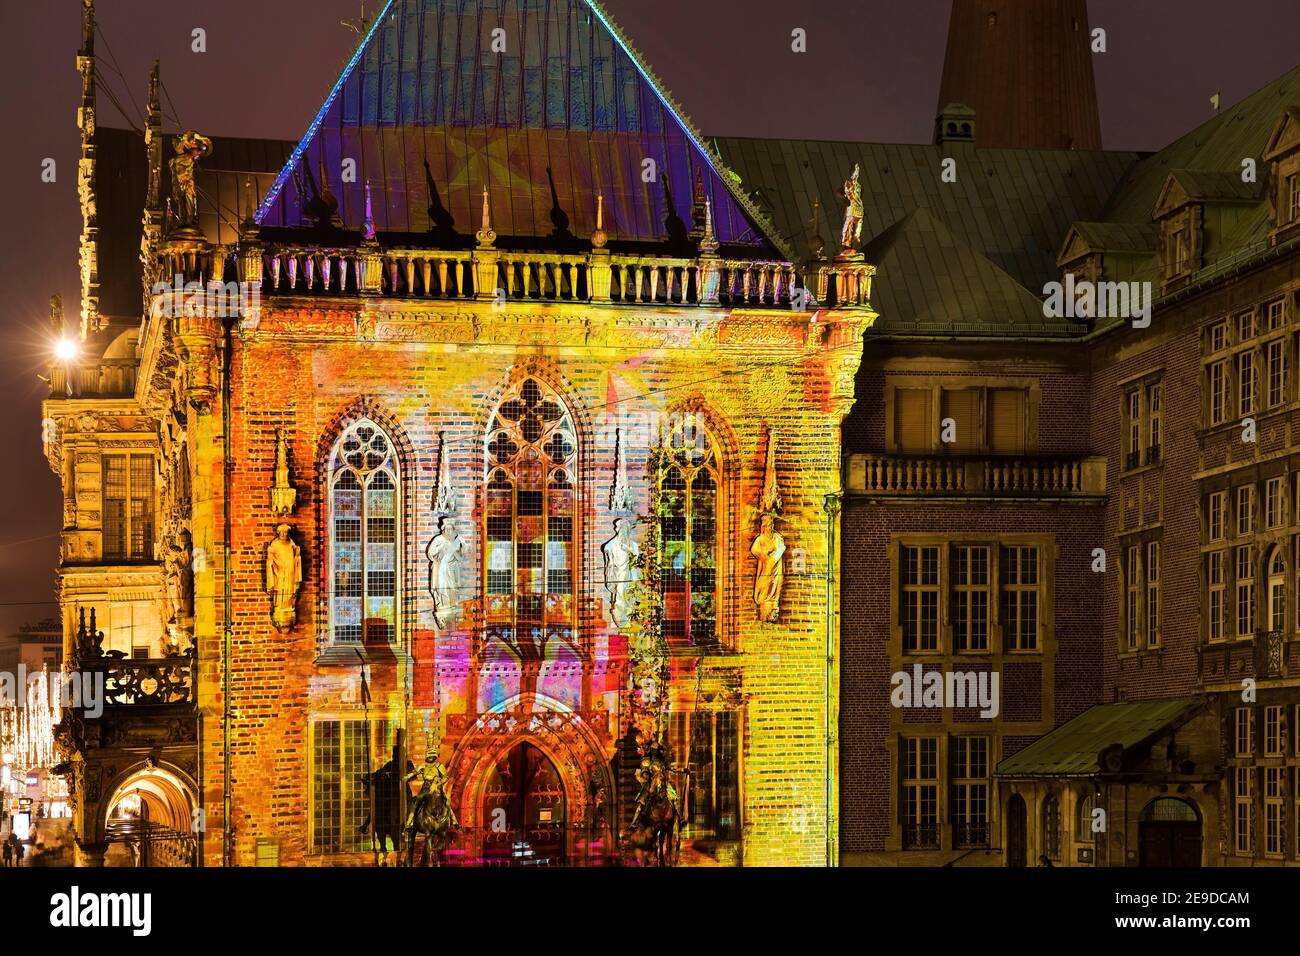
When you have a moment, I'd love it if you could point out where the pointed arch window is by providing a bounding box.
[659,413,720,647]
[328,419,399,645]
[484,378,578,678]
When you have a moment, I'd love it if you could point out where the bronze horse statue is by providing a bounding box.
[404,758,459,867]
[621,786,682,866]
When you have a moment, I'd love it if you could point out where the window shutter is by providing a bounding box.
[989,389,1027,455]
[895,388,932,453]
[941,389,980,453]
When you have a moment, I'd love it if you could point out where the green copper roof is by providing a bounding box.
[995,698,1205,778]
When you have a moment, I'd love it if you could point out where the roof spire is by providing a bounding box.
[76,0,99,338]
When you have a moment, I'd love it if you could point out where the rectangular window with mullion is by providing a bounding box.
[901,736,939,850]
[102,453,155,561]
[999,546,1038,651]
[311,719,388,854]
[901,545,940,652]
[951,545,989,652]
[950,736,989,848]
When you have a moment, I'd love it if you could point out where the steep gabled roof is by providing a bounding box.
[255,0,787,257]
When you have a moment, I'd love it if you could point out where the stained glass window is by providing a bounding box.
[483,378,578,684]
[659,414,720,647]
[329,419,399,645]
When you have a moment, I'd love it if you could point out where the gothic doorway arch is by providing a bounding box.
[447,695,614,866]
[480,742,566,865]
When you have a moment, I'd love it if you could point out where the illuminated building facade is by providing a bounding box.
[46,0,871,866]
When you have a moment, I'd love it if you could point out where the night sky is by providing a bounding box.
[0,0,1297,633]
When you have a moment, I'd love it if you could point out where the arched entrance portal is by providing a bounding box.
[1139,797,1202,867]
[480,742,566,865]
[103,766,196,867]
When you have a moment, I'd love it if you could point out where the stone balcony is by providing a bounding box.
[847,454,1107,499]
[1200,630,1289,685]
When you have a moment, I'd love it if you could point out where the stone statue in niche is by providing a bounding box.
[750,513,786,624]
[602,517,640,629]
[165,529,195,622]
[266,523,302,632]
[426,516,465,629]
[270,427,297,515]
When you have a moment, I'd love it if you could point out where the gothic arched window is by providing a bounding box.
[328,419,399,645]
[659,413,720,647]
[483,378,578,689]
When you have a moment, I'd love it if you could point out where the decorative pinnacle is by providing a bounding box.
[699,196,719,256]
[476,185,496,248]
[363,180,376,241]
[591,193,608,249]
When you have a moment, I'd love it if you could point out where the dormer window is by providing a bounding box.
[1263,107,1300,241]
[1170,226,1191,273]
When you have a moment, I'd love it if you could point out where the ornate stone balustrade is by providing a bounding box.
[847,454,1107,498]
[69,656,194,707]
[152,238,874,311]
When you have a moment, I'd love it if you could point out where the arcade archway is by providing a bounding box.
[102,765,196,867]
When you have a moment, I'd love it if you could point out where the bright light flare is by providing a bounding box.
[54,338,79,362]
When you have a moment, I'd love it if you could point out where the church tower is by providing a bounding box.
[936,0,1102,150]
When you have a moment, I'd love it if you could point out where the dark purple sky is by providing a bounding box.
[0,0,1297,632]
